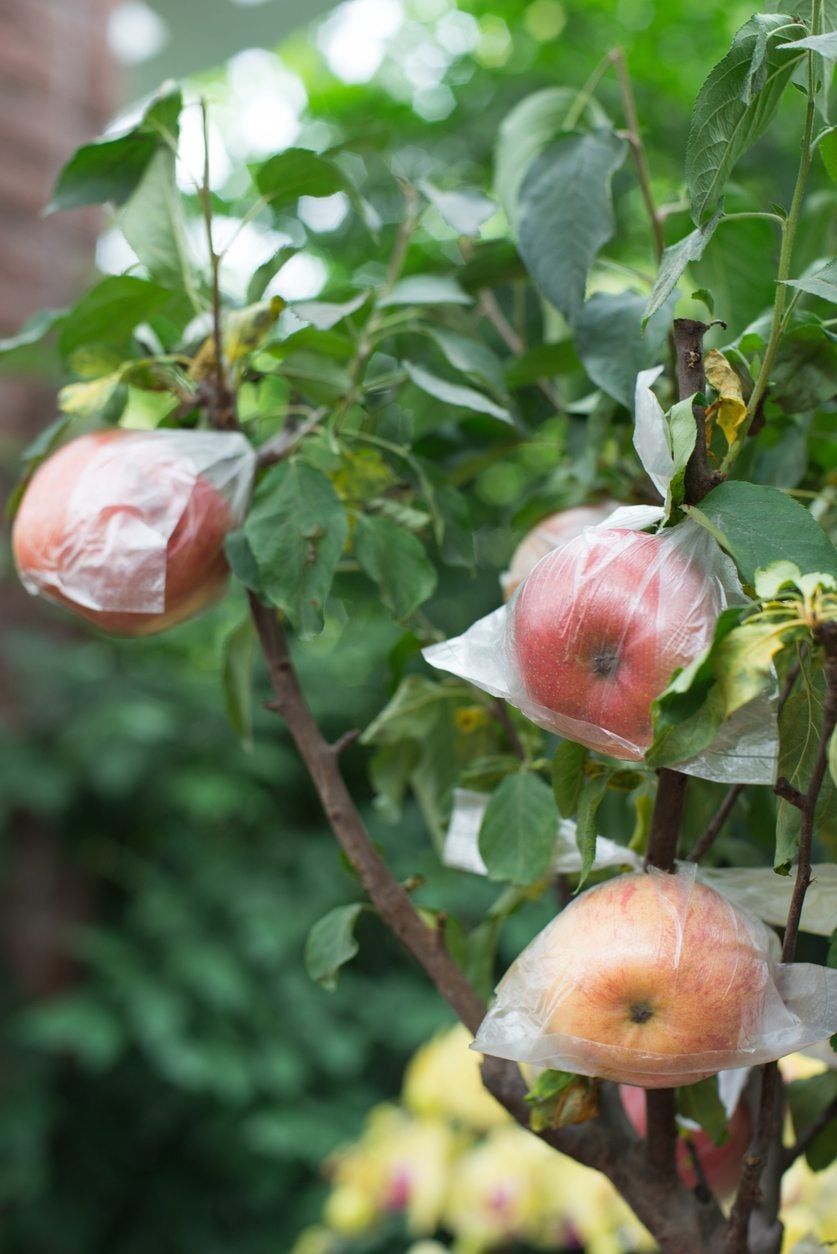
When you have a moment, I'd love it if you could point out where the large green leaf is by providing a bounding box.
[120,148,199,301]
[551,740,589,818]
[47,86,182,212]
[786,1071,837,1172]
[58,276,175,358]
[494,86,610,224]
[419,180,496,236]
[781,260,837,303]
[575,772,608,889]
[404,361,513,423]
[643,209,723,325]
[686,481,837,588]
[243,460,349,638]
[478,772,558,885]
[354,515,437,620]
[574,290,675,408]
[304,904,367,992]
[685,14,806,223]
[251,148,351,210]
[517,129,627,326]
[774,674,837,872]
[677,1077,730,1147]
[379,275,472,307]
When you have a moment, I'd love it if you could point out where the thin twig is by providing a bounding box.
[491,698,527,762]
[477,289,561,409]
[782,1095,837,1170]
[256,409,325,468]
[686,784,744,864]
[199,98,235,431]
[611,48,664,263]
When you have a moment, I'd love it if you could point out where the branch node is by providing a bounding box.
[330,728,361,757]
[773,777,805,809]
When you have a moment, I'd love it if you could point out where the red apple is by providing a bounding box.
[619,1083,751,1197]
[13,429,233,636]
[511,527,721,758]
[501,502,619,600]
[533,872,771,1087]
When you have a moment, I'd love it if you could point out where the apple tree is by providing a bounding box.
[5,7,837,1252]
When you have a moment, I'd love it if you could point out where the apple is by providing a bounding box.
[531,872,771,1087]
[619,1083,751,1197]
[12,429,232,636]
[501,502,619,600]
[511,527,721,758]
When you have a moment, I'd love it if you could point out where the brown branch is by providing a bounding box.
[782,1095,837,1170]
[477,289,561,409]
[491,698,527,762]
[673,319,723,506]
[725,625,837,1252]
[256,409,325,468]
[683,1136,713,1206]
[645,769,689,873]
[611,48,665,263]
[686,784,744,863]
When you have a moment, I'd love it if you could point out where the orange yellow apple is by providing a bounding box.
[536,872,771,1087]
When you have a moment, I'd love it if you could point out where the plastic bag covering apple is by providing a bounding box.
[13,428,256,635]
[424,367,780,784]
[442,788,837,938]
[500,501,620,600]
[473,865,837,1088]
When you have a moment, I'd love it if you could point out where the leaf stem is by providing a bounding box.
[611,48,665,262]
[720,36,820,474]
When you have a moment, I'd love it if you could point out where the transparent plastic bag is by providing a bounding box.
[13,428,256,635]
[474,864,837,1088]
[500,501,619,600]
[426,514,777,780]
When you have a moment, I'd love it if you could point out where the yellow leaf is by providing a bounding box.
[704,348,747,448]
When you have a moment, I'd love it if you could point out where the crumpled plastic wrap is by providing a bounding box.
[425,366,780,784]
[500,501,620,600]
[442,788,836,937]
[473,864,837,1088]
[13,428,255,634]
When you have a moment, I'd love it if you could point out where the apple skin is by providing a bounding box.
[537,873,771,1087]
[511,527,721,758]
[501,502,619,600]
[619,1084,752,1197]
[12,430,232,636]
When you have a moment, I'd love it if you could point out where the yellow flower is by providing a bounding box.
[453,705,489,735]
[403,1024,508,1133]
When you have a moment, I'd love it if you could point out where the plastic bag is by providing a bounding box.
[473,864,837,1088]
[13,428,256,635]
[426,514,776,780]
[442,789,836,938]
[500,501,619,600]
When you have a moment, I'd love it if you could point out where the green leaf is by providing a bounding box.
[774,674,837,872]
[354,515,437,620]
[419,180,496,236]
[426,328,508,401]
[58,276,174,358]
[404,361,514,424]
[575,771,609,890]
[222,616,256,749]
[58,373,126,420]
[829,730,837,789]
[291,292,369,330]
[0,307,68,371]
[786,1071,837,1171]
[779,30,837,58]
[243,460,348,638]
[247,246,298,303]
[663,394,699,520]
[525,1070,599,1131]
[252,148,350,210]
[362,675,468,746]
[551,740,589,818]
[224,530,263,595]
[574,290,676,408]
[273,349,352,404]
[643,210,723,326]
[478,772,558,885]
[379,275,472,307]
[494,86,610,224]
[820,129,837,183]
[677,1076,730,1147]
[120,148,198,299]
[713,617,792,718]
[48,85,182,212]
[690,216,777,332]
[781,259,837,303]
[304,904,367,992]
[686,482,837,588]
[685,14,806,223]
[646,607,746,768]
[517,129,627,326]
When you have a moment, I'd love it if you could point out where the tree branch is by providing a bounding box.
[686,784,744,864]
[673,319,723,504]
[782,1095,837,1170]
[611,48,665,263]
[725,624,837,1252]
